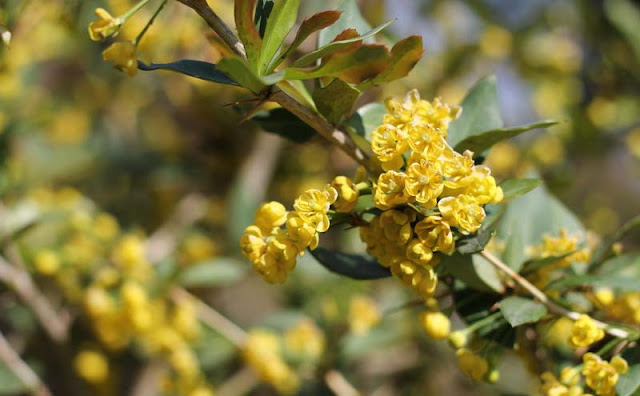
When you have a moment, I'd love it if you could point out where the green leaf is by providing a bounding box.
[318,0,374,47]
[362,35,423,87]
[499,178,542,201]
[259,0,301,74]
[499,296,547,327]
[178,258,247,287]
[254,0,274,37]
[286,44,389,83]
[546,253,640,291]
[455,228,495,255]
[235,0,263,70]
[251,107,317,143]
[0,362,29,395]
[277,11,342,65]
[454,120,557,155]
[292,20,394,67]
[441,254,504,293]
[454,289,515,347]
[604,0,640,61]
[346,102,385,140]
[137,60,238,86]
[312,78,360,123]
[520,252,576,275]
[617,363,640,396]
[590,215,640,268]
[309,247,391,280]
[447,75,503,148]
[217,56,271,93]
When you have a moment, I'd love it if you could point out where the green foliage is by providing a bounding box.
[259,0,301,74]
[309,247,392,280]
[548,253,640,291]
[499,178,542,201]
[137,60,238,85]
[447,75,502,148]
[455,227,495,255]
[361,35,423,88]
[312,78,360,123]
[454,120,558,156]
[278,10,342,63]
[235,0,263,70]
[251,107,317,142]
[590,215,640,268]
[441,254,504,293]
[254,0,274,37]
[616,363,640,396]
[0,363,27,395]
[499,296,547,327]
[317,0,376,48]
[346,102,385,140]
[178,258,247,287]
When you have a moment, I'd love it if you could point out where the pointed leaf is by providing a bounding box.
[346,102,386,140]
[364,35,423,87]
[278,11,342,63]
[456,228,495,255]
[178,258,247,287]
[455,120,558,155]
[138,60,238,85]
[617,364,640,396]
[292,20,394,67]
[216,57,266,93]
[286,44,389,83]
[251,107,317,143]
[521,251,577,275]
[235,0,263,69]
[447,75,503,148]
[259,0,301,74]
[309,247,391,280]
[499,178,542,201]
[499,296,547,327]
[441,254,504,293]
[318,0,374,47]
[312,78,360,123]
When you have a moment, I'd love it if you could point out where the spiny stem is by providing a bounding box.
[480,250,630,339]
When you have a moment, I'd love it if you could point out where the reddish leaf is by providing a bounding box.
[235,0,262,69]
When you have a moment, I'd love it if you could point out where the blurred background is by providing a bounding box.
[0,0,638,394]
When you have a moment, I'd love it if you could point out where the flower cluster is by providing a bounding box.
[241,179,359,284]
[541,354,628,396]
[361,91,503,298]
[569,314,604,348]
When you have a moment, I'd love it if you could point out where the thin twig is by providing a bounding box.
[0,330,52,396]
[325,370,360,396]
[170,288,247,347]
[480,250,630,339]
[129,360,166,396]
[0,256,69,343]
[216,367,259,396]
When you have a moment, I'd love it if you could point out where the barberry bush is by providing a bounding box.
[0,0,639,395]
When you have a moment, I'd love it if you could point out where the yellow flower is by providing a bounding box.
[84,286,115,317]
[391,259,437,297]
[254,231,298,284]
[448,331,468,349]
[284,320,325,361]
[240,225,267,263]
[34,250,61,276]
[243,329,300,395]
[348,296,380,335]
[102,41,138,77]
[373,170,410,210]
[404,159,444,206]
[540,371,586,396]
[582,353,627,396]
[293,187,337,232]
[456,348,489,382]
[569,314,604,348]
[438,195,486,234]
[286,213,319,251]
[74,350,109,384]
[414,215,455,254]
[330,176,359,213]
[379,209,414,245]
[371,124,408,170]
[421,311,450,339]
[405,239,434,266]
[255,201,288,233]
[88,8,122,41]
[441,147,474,179]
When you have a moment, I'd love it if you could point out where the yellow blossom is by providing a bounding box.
[286,212,319,251]
[438,195,486,234]
[421,311,450,339]
[254,231,298,284]
[582,353,627,396]
[254,201,288,233]
[441,147,474,179]
[102,41,138,77]
[88,8,122,41]
[405,239,434,266]
[34,250,61,276]
[379,209,414,245]
[456,348,489,382]
[348,296,380,335]
[371,124,408,170]
[74,350,109,384]
[405,159,444,206]
[293,187,337,232]
[373,170,410,210]
[414,215,455,254]
[540,371,586,396]
[243,329,300,395]
[331,176,359,213]
[284,320,325,361]
[569,314,604,348]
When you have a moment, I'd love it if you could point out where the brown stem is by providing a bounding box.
[0,331,52,396]
[0,256,69,343]
[480,250,629,339]
[325,370,360,396]
[216,367,259,396]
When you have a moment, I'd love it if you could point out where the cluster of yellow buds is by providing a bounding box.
[540,367,586,396]
[569,314,604,348]
[348,295,381,335]
[241,179,359,284]
[456,348,490,382]
[599,291,640,325]
[243,320,325,395]
[582,353,628,396]
[361,91,503,298]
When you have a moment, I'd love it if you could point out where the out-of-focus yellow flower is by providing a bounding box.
[627,128,640,159]
[330,176,359,213]
[348,295,380,335]
[181,233,217,265]
[391,259,438,297]
[582,353,627,396]
[569,314,604,348]
[243,329,300,395]
[254,230,298,284]
[34,250,60,276]
[240,225,267,263]
[93,213,120,241]
[484,141,519,176]
[405,239,434,266]
[89,8,122,41]
[420,311,450,339]
[284,320,325,361]
[479,25,512,60]
[540,370,585,396]
[102,41,138,77]
[286,213,319,251]
[456,348,489,382]
[74,350,109,384]
[448,330,468,349]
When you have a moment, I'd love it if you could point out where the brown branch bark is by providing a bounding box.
[0,330,52,396]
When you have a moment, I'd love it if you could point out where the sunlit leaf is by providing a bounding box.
[617,364,640,396]
[500,296,547,327]
[362,35,423,88]
[277,11,342,66]
[441,254,504,293]
[318,0,375,47]
[499,178,542,201]
[454,120,557,155]
[312,78,360,123]
[259,0,301,74]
